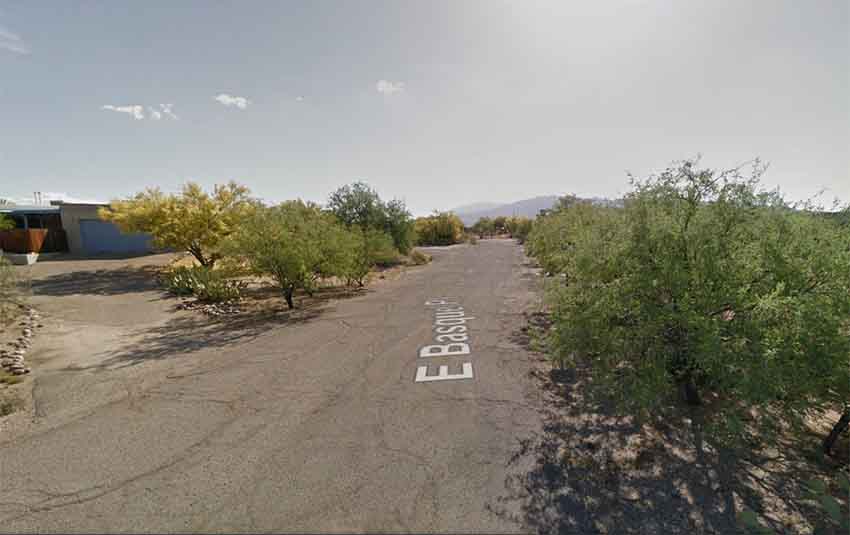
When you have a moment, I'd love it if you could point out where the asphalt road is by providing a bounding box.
[0,240,542,533]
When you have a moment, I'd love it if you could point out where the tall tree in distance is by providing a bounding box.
[327,181,415,254]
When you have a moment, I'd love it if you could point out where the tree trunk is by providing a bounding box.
[679,374,702,406]
[189,247,213,268]
[284,287,294,309]
[823,407,850,455]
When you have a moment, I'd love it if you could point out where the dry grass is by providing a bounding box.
[0,370,23,386]
[0,392,23,417]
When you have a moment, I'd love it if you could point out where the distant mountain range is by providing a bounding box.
[452,195,625,225]
[452,196,560,226]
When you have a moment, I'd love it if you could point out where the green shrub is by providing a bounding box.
[367,230,402,267]
[225,201,355,308]
[738,473,850,534]
[505,216,534,243]
[532,159,850,445]
[161,265,244,302]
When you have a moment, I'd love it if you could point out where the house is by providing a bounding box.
[52,202,153,256]
[0,201,154,261]
[0,205,68,260]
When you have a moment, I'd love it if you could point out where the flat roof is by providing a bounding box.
[0,205,60,214]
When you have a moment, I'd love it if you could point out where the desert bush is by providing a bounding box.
[535,159,850,445]
[526,199,619,274]
[338,228,401,287]
[414,212,465,246]
[161,265,244,302]
[505,216,534,243]
[471,217,495,238]
[409,249,431,265]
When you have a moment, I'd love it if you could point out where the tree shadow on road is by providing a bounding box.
[493,315,844,535]
[67,285,369,371]
[30,266,163,297]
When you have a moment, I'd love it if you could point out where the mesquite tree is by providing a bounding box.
[538,159,850,444]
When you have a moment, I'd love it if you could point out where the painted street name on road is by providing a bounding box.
[415,298,474,382]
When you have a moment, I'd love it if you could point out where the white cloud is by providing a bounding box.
[103,103,177,121]
[214,93,250,109]
[101,105,145,120]
[376,79,404,95]
[0,26,29,55]
[295,96,305,102]
[159,103,178,120]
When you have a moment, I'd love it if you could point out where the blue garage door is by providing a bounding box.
[79,219,152,255]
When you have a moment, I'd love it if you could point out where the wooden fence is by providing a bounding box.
[0,229,68,254]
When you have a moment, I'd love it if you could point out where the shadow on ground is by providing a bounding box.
[30,266,164,296]
[67,284,369,371]
[494,313,847,535]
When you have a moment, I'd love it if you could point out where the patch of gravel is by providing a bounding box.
[0,307,42,376]
[176,299,241,317]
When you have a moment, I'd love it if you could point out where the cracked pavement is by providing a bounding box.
[0,240,542,533]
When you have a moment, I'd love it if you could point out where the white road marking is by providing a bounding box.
[419,343,471,358]
[415,362,474,382]
[414,298,476,383]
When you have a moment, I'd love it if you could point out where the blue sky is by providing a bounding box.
[1,1,848,215]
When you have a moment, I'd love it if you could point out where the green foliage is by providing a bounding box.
[803,475,850,534]
[160,265,244,302]
[327,182,415,254]
[529,159,850,443]
[225,201,347,308]
[101,181,256,267]
[471,217,496,237]
[365,229,401,267]
[526,199,617,274]
[0,214,13,232]
[327,182,386,229]
[738,474,850,534]
[335,228,400,287]
[414,212,465,246]
[384,199,416,255]
[505,216,534,243]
